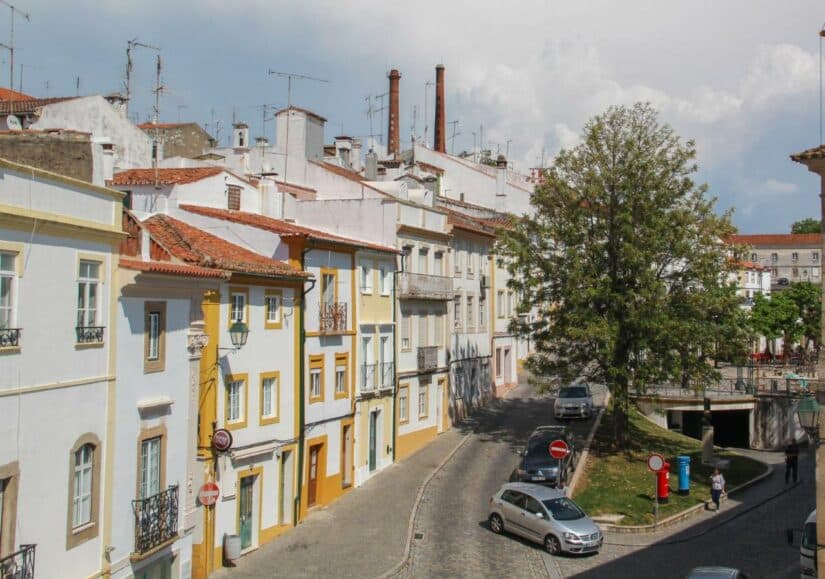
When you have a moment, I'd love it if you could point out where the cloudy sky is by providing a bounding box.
[6,1,825,232]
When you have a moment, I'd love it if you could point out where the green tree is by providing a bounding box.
[498,103,742,446]
[749,291,803,356]
[790,218,821,234]
[787,282,821,350]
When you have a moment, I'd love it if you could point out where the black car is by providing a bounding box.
[513,426,576,487]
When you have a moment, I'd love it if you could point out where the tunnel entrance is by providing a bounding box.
[667,409,751,448]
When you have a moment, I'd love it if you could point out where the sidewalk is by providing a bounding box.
[212,428,466,579]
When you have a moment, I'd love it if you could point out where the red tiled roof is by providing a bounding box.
[791,145,825,162]
[141,214,310,278]
[0,88,35,102]
[277,181,317,199]
[0,96,78,115]
[120,257,228,279]
[110,167,224,186]
[179,204,400,254]
[728,259,764,271]
[445,209,497,238]
[727,233,822,247]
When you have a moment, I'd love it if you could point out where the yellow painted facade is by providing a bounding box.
[395,424,439,461]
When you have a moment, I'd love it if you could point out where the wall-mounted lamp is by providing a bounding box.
[219,322,250,351]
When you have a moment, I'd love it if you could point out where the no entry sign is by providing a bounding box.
[647,453,665,473]
[548,439,570,459]
[198,482,220,506]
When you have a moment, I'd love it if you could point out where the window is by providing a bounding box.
[309,355,324,403]
[496,348,503,378]
[66,435,100,548]
[260,373,279,424]
[454,246,462,275]
[418,385,429,418]
[72,444,94,528]
[230,291,247,324]
[418,314,428,347]
[379,264,391,295]
[497,291,505,319]
[507,291,515,317]
[479,294,487,329]
[398,386,409,423]
[265,291,282,329]
[467,250,474,277]
[321,272,336,309]
[144,302,166,373]
[750,252,757,262]
[335,353,348,398]
[466,295,474,329]
[771,253,778,263]
[453,295,462,329]
[77,260,101,328]
[224,374,248,429]
[792,252,799,263]
[0,251,16,330]
[814,252,820,263]
[432,312,443,347]
[418,249,428,274]
[361,263,373,294]
[400,308,411,351]
[433,252,444,276]
[402,246,412,272]
[139,437,161,499]
[227,185,241,210]
[793,267,799,278]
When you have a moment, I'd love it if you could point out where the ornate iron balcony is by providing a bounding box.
[360,363,377,392]
[0,328,20,348]
[76,326,105,344]
[0,544,35,579]
[319,302,347,333]
[417,346,439,372]
[381,362,395,389]
[132,485,179,557]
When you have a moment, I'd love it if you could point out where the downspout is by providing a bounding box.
[294,242,316,526]
[392,250,405,462]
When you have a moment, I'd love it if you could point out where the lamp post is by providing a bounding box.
[228,321,249,349]
[797,395,821,444]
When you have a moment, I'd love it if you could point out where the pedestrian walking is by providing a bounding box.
[710,468,725,513]
[785,438,799,484]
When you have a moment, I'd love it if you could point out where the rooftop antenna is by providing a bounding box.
[176,103,187,122]
[448,120,460,155]
[75,76,80,96]
[374,92,387,146]
[819,24,825,145]
[151,54,164,188]
[0,42,10,88]
[423,80,433,149]
[411,104,417,143]
[365,95,375,143]
[251,103,280,140]
[18,62,39,93]
[125,38,160,117]
[0,0,30,92]
[505,138,512,161]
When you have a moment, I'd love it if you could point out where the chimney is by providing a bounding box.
[434,65,446,153]
[388,69,401,159]
[495,154,507,211]
[351,139,362,172]
[365,149,378,180]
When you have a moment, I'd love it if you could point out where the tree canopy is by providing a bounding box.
[497,103,744,445]
[750,282,821,354]
[791,218,821,234]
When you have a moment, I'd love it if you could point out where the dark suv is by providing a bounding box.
[513,426,576,487]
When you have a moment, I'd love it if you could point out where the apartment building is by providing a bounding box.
[729,233,821,285]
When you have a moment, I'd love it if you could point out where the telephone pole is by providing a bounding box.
[0,0,31,92]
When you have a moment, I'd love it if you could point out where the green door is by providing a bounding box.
[369,412,378,472]
[239,476,254,550]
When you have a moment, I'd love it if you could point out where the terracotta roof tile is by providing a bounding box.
[110,167,224,186]
[445,209,497,238]
[141,214,309,278]
[120,257,228,279]
[727,233,822,247]
[0,96,78,115]
[179,204,400,254]
[728,259,764,271]
[791,145,825,162]
[0,87,35,102]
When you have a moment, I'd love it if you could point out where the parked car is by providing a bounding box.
[554,384,594,419]
[488,482,603,555]
[514,426,576,486]
[686,567,749,579]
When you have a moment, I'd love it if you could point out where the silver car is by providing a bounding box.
[554,384,594,419]
[488,482,603,555]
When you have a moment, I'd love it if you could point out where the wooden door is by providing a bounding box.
[308,445,320,506]
[342,425,353,487]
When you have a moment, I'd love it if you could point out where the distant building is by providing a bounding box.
[137,122,215,159]
[728,234,821,285]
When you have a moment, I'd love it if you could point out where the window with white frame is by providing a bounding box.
[139,437,161,499]
[227,379,244,423]
[147,312,160,360]
[265,293,281,324]
[434,252,444,276]
[507,291,514,317]
[401,308,411,350]
[467,249,474,276]
[77,260,101,327]
[310,368,322,399]
[399,387,409,422]
[792,252,799,263]
[466,295,474,329]
[454,245,462,275]
[0,252,16,329]
[418,249,428,274]
[814,252,820,263]
[432,312,443,347]
[402,246,413,272]
[379,264,391,295]
[361,263,373,294]
[497,291,505,319]
[418,385,428,417]
[262,375,278,418]
[479,294,487,329]
[72,444,94,528]
[418,313,428,347]
[771,253,778,263]
[231,292,246,323]
[335,361,347,395]
[453,295,462,329]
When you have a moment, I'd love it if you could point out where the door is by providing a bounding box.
[342,425,353,487]
[279,450,294,525]
[369,412,378,472]
[504,348,512,383]
[436,381,444,433]
[380,336,391,388]
[239,476,254,550]
[308,445,320,506]
[522,496,549,541]
[499,490,529,539]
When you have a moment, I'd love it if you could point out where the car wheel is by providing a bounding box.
[545,534,562,555]
[489,513,504,534]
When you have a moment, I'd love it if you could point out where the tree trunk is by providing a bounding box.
[612,375,630,447]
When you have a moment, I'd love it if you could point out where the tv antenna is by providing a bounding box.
[18,62,39,93]
[423,80,433,148]
[0,0,30,92]
[448,120,460,155]
[125,38,160,117]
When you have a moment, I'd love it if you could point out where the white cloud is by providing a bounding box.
[742,44,819,108]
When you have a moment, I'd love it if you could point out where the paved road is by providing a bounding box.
[405,381,604,578]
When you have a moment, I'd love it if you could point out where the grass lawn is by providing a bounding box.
[572,404,766,526]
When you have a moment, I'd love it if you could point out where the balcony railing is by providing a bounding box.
[132,485,179,557]
[0,544,35,579]
[381,362,395,388]
[361,363,377,392]
[417,346,439,372]
[319,302,347,333]
[0,328,20,348]
[397,272,453,300]
[76,326,105,344]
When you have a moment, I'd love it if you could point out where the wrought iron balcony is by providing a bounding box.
[0,328,20,348]
[397,272,453,300]
[360,363,377,392]
[417,346,439,372]
[0,544,35,579]
[319,302,347,334]
[381,362,395,389]
[76,326,105,344]
[132,485,179,557]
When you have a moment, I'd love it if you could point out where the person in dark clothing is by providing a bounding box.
[785,439,799,484]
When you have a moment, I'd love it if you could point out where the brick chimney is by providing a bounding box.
[434,65,446,153]
[388,69,401,158]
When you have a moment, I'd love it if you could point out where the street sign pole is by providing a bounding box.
[654,477,658,527]
[647,453,665,527]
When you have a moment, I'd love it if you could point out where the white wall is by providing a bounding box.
[293,198,397,249]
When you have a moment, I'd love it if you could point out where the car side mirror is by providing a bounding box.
[535,512,544,519]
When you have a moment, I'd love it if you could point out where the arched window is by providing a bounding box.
[66,434,100,549]
[72,444,94,528]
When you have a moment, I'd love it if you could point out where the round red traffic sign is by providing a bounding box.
[212,428,233,452]
[198,482,220,506]
[647,453,665,472]
[548,439,570,459]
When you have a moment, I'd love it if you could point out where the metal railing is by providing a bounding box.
[319,302,347,333]
[361,363,377,392]
[132,485,179,556]
[637,373,817,399]
[417,346,438,372]
[0,544,35,579]
[381,362,395,388]
[75,326,105,344]
[0,328,20,348]
[397,272,453,300]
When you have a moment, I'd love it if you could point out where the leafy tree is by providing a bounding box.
[791,218,821,234]
[787,282,821,350]
[749,291,803,356]
[498,103,742,446]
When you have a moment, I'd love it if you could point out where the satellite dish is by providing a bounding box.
[6,115,22,131]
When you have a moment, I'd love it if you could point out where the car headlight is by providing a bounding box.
[516,469,528,477]
[563,532,582,542]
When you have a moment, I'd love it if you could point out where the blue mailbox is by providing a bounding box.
[677,455,690,495]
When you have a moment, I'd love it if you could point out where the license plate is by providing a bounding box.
[531,476,545,481]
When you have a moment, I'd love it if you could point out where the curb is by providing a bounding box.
[567,390,611,497]
[599,455,774,534]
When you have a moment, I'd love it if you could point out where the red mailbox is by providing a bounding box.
[656,461,671,503]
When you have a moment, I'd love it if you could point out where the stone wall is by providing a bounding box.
[752,394,805,449]
[0,130,93,182]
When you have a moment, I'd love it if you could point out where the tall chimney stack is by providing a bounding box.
[388,69,401,158]
[434,65,446,153]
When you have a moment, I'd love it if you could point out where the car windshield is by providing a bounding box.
[542,497,585,521]
[559,387,588,398]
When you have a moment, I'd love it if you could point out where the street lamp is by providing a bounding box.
[219,321,249,352]
[796,395,821,443]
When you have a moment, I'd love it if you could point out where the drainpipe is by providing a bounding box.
[391,267,398,462]
[294,243,316,526]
